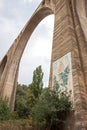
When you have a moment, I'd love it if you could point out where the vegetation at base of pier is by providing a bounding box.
[0,98,12,121]
[0,65,71,130]
[31,87,71,130]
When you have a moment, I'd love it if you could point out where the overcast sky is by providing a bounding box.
[0,0,54,86]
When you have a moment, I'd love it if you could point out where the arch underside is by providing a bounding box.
[76,0,87,41]
[0,55,7,81]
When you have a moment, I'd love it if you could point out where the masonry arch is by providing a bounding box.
[18,14,54,85]
[0,2,55,109]
[13,6,54,62]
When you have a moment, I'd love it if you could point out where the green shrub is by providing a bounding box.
[0,98,12,121]
[14,84,30,119]
[31,87,71,130]
[15,96,30,119]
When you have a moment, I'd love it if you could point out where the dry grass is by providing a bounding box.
[0,119,34,130]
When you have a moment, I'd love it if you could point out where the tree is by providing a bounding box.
[28,65,44,108]
[0,98,12,121]
[14,84,30,118]
[14,66,44,118]
[31,85,71,130]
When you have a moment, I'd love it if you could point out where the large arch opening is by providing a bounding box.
[18,14,54,87]
[0,1,55,109]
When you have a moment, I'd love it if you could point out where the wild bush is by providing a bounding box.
[31,86,71,130]
[0,98,12,121]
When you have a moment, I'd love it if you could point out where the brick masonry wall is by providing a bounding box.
[49,0,87,129]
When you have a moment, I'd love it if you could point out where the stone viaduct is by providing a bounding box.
[0,0,87,129]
